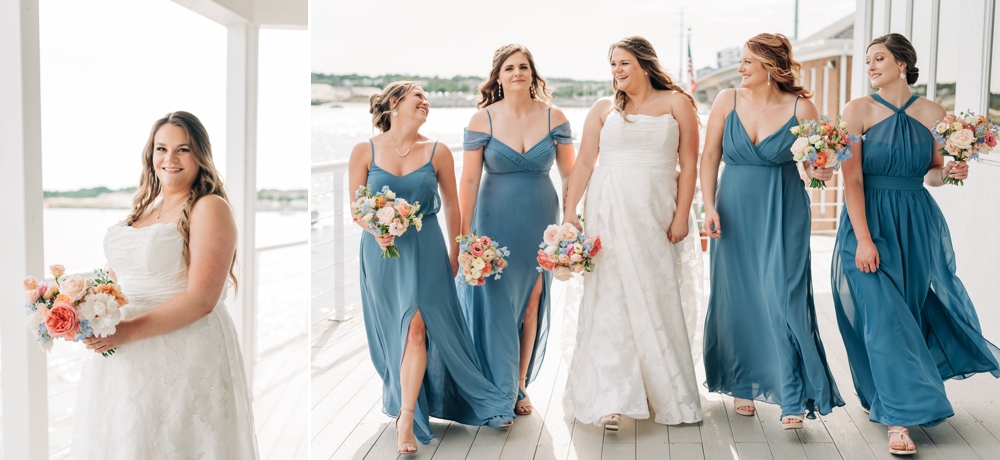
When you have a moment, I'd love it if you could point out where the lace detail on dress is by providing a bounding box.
[70,222,258,459]
[563,113,704,425]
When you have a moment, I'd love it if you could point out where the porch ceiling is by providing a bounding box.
[171,0,306,29]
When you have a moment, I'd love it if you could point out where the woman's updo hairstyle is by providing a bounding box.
[868,33,920,85]
[369,81,421,133]
[745,33,812,97]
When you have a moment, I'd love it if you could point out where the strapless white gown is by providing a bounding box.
[71,222,258,459]
[564,111,705,425]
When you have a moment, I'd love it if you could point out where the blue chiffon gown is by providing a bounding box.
[704,90,845,419]
[359,140,515,444]
[831,93,1000,427]
[458,107,572,407]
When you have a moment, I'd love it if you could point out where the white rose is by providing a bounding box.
[808,134,822,144]
[376,206,396,225]
[58,274,88,301]
[472,258,486,270]
[385,190,396,200]
[388,219,406,237]
[948,128,976,150]
[470,268,482,279]
[790,126,800,135]
[80,292,121,338]
[545,244,559,255]
[363,213,374,222]
[935,122,949,134]
[839,121,848,130]
[483,249,496,261]
[789,137,810,158]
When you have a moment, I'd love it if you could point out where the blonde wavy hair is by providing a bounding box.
[369,81,421,133]
[477,44,552,109]
[744,33,812,97]
[609,36,698,123]
[126,111,238,290]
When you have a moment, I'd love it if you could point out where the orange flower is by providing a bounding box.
[822,123,834,136]
[90,284,128,307]
[814,151,829,168]
[375,196,386,208]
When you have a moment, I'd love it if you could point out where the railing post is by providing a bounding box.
[330,170,351,321]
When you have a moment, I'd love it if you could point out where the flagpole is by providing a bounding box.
[678,9,684,81]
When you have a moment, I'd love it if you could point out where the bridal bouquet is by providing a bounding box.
[455,232,509,286]
[789,115,859,189]
[932,111,997,185]
[23,265,126,357]
[537,218,601,281]
[351,185,423,258]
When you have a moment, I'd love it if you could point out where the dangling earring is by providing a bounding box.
[392,110,398,117]
[767,72,771,86]
[529,86,535,98]
[498,84,503,98]
[644,72,648,76]
[900,68,905,79]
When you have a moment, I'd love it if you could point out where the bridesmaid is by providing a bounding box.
[833,33,1000,455]
[701,33,844,429]
[458,44,575,418]
[348,81,514,454]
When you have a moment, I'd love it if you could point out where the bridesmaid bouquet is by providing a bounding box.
[932,111,997,185]
[537,218,601,281]
[351,185,423,258]
[23,265,126,357]
[455,232,509,286]
[789,115,860,189]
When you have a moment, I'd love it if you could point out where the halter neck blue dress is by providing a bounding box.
[359,140,514,444]
[704,90,844,420]
[458,107,572,407]
[831,94,1000,427]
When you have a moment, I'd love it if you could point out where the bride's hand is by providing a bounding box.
[563,213,583,232]
[667,217,689,244]
[83,321,132,354]
[703,208,722,238]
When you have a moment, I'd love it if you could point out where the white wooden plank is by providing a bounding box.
[667,423,701,444]
[667,442,705,460]
[430,423,477,460]
[735,442,773,460]
[722,397,766,442]
[802,442,843,460]
[601,442,634,459]
[697,397,738,460]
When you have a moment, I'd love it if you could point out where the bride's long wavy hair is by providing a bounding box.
[609,36,698,123]
[126,111,239,291]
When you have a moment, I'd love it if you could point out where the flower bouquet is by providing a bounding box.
[455,232,510,286]
[23,264,126,357]
[932,111,998,185]
[351,185,423,258]
[537,218,601,281]
[789,115,860,189]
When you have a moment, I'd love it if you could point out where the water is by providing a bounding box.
[42,208,307,273]
[311,105,591,163]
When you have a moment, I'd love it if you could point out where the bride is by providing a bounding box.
[562,36,704,429]
[74,111,258,458]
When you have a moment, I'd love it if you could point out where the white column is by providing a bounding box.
[0,1,48,458]
[852,0,875,100]
[954,0,989,113]
[226,23,259,386]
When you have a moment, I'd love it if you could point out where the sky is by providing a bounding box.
[311,0,856,81]
[40,0,308,191]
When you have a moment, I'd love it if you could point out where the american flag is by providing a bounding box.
[687,39,697,93]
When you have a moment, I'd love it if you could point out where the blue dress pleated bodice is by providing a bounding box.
[457,107,572,407]
[703,90,844,419]
[831,93,1000,427]
[358,140,514,443]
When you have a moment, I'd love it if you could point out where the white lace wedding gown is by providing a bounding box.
[71,222,258,459]
[564,111,704,425]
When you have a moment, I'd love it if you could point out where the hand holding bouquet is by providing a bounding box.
[455,232,509,286]
[789,115,859,189]
[351,185,423,258]
[932,111,997,185]
[23,264,126,357]
[537,218,601,281]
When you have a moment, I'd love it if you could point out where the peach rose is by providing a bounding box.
[496,258,507,269]
[483,249,496,261]
[396,202,412,218]
[553,266,572,281]
[23,276,38,291]
[45,300,78,340]
[470,243,484,257]
[558,253,571,265]
[542,225,560,245]
[790,137,810,158]
[58,274,88,301]
[537,250,557,271]
[375,195,387,208]
[482,261,492,274]
[458,252,474,268]
[560,223,579,242]
[43,283,58,300]
[570,253,583,263]
[49,264,65,279]
[948,128,975,150]
[984,130,997,148]
[90,283,128,307]
[571,263,585,273]
[26,289,40,304]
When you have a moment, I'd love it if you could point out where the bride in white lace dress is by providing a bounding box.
[74,112,258,459]
[562,37,704,429]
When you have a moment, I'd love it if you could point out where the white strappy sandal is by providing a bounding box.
[888,428,916,455]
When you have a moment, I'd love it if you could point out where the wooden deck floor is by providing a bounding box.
[311,238,1000,460]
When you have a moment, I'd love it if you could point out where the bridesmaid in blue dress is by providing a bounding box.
[832,33,999,455]
[700,33,844,429]
[458,44,576,418]
[349,81,515,454]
